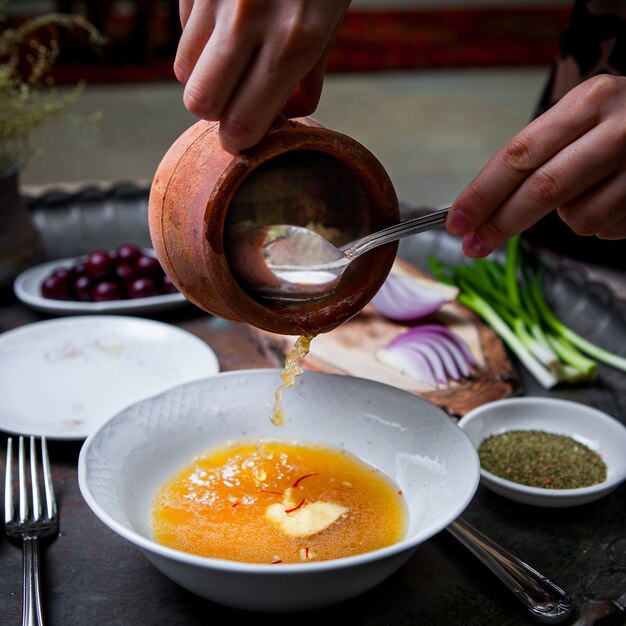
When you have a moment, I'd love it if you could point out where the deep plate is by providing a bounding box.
[79,369,480,612]
[457,397,626,507]
[13,248,188,315]
[0,315,220,439]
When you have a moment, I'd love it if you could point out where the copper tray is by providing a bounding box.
[0,183,623,625]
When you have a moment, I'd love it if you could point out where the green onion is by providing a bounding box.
[528,270,626,373]
[428,235,621,388]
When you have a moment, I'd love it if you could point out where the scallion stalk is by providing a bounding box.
[529,272,626,373]
[457,288,559,389]
[428,233,625,387]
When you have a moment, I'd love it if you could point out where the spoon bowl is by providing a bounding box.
[227,208,450,299]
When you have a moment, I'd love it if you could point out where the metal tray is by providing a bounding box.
[3,183,623,626]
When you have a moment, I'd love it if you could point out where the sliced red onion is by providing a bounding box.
[420,334,463,381]
[377,324,476,388]
[417,324,477,370]
[371,274,459,321]
[377,343,439,388]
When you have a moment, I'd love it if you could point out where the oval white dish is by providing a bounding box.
[13,249,188,315]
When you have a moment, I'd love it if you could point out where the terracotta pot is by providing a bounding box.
[0,169,43,291]
[149,116,400,336]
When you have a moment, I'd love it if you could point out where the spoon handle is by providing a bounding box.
[342,207,450,260]
[446,518,573,623]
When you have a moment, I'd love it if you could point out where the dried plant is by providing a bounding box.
[0,5,103,175]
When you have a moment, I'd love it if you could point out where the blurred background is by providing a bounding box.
[3,0,572,209]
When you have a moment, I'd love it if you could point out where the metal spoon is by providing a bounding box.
[227,207,450,299]
[447,518,573,623]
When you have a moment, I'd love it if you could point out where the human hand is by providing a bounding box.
[175,0,351,154]
[446,74,626,258]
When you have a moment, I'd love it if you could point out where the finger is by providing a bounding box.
[174,1,217,85]
[596,215,626,240]
[447,87,599,237]
[217,49,315,153]
[283,15,345,117]
[217,26,338,152]
[183,30,260,122]
[179,0,194,28]
[559,168,626,238]
[282,47,329,117]
[461,119,625,257]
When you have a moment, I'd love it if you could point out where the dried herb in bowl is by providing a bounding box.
[478,430,607,489]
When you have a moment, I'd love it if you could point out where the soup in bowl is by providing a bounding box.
[78,369,479,612]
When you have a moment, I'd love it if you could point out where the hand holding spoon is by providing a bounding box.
[227,207,450,299]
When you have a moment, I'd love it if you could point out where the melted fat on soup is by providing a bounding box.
[151,440,407,564]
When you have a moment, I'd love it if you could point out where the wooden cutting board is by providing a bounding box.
[252,258,520,418]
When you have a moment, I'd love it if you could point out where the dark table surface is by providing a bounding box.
[1,184,625,625]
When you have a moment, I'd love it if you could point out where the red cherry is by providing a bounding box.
[73,275,93,301]
[72,262,88,279]
[92,281,121,301]
[116,243,143,264]
[134,255,163,280]
[41,272,72,300]
[86,251,114,280]
[114,262,135,285]
[161,273,179,294]
[50,267,73,281]
[127,277,159,299]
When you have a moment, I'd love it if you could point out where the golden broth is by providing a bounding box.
[151,440,407,564]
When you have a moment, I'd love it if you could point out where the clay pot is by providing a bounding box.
[148,116,399,336]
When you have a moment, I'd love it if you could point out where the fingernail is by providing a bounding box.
[463,233,488,258]
[447,209,471,236]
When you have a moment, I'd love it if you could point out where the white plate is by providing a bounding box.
[0,316,220,440]
[13,250,188,315]
[457,397,626,508]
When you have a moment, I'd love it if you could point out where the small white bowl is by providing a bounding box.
[78,369,479,613]
[457,397,626,508]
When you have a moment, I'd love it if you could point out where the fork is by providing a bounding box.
[5,436,58,626]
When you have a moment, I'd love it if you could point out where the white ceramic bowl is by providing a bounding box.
[458,397,626,508]
[78,369,479,613]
